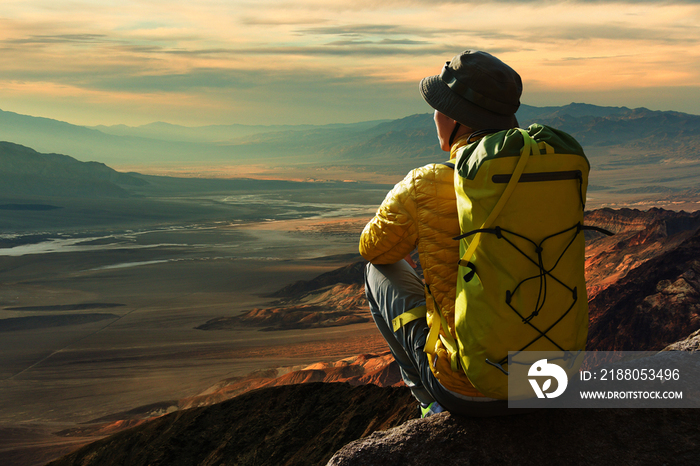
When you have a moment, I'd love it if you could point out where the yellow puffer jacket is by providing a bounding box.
[359,154,484,397]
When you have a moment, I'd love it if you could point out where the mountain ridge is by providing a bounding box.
[90,119,390,144]
[0,141,146,198]
[2,104,699,178]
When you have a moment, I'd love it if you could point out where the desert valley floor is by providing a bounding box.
[1,175,700,466]
[0,187,390,465]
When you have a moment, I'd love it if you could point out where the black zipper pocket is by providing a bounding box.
[492,170,585,210]
[492,170,582,183]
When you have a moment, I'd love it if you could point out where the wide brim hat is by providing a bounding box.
[420,50,522,130]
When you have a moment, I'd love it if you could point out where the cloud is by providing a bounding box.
[522,24,700,44]
[298,24,441,37]
[2,0,700,126]
[326,38,428,46]
[234,44,456,56]
[240,16,328,26]
[5,34,110,45]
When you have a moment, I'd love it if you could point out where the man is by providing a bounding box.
[359,51,522,417]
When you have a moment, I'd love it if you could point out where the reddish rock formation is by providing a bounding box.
[51,352,403,444]
[583,208,700,300]
[197,280,369,331]
[585,225,700,351]
[178,351,403,410]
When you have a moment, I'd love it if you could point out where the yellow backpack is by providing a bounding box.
[451,124,592,399]
[434,124,596,400]
[391,124,611,399]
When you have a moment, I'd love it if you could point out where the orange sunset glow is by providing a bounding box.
[1,0,699,127]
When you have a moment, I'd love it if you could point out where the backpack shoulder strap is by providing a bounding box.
[457,128,536,267]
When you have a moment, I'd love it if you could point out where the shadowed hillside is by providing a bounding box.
[47,383,416,466]
[0,141,146,198]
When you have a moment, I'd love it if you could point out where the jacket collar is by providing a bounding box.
[449,134,471,159]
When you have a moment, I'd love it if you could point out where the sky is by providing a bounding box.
[1,0,699,127]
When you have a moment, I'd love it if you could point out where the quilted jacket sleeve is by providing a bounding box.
[359,170,418,264]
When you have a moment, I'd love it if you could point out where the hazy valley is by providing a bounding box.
[2,103,700,209]
[1,103,699,465]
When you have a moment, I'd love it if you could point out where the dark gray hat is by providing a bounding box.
[420,50,522,130]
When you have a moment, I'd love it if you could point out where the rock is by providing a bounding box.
[663,329,700,352]
[329,345,700,466]
[268,261,367,298]
[583,208,700,301]
[197,283,369,331]
[586,228,700,351]
[327,408,700,466]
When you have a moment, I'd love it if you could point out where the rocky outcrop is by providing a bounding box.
[329,346,700,466]
[268,261,366,298]
[197,262,369,331]
[327,408,700,466]
[663,329,700,352]
[47,383,417,466]
[583,208,700,300]
[178,352,403,409]
[586,227,700,351]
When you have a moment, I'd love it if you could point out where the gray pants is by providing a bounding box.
[365,260,511,417]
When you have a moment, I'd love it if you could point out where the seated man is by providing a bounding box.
[359,50,522,417]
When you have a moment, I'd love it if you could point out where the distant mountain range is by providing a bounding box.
[90,120,389,144]
[0,107,388,166]
[1,103,698,167]
[2,104,699,207]
[336,103,700,181]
